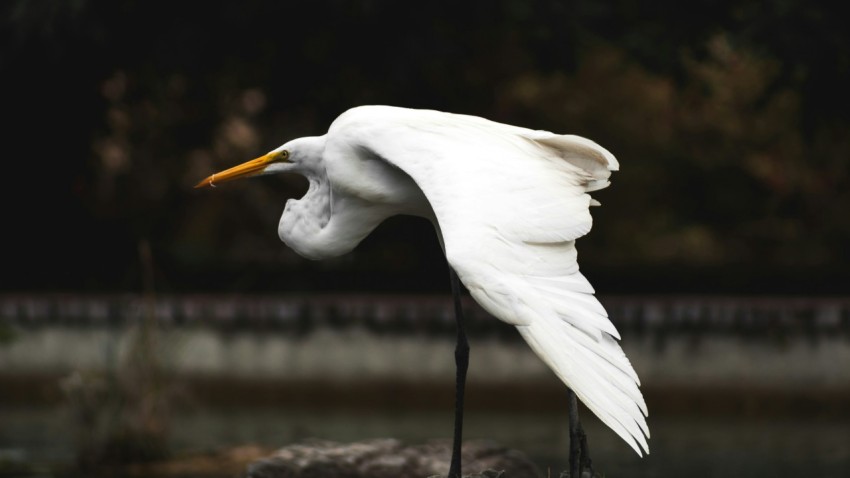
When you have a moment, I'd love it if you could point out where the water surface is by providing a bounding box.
[2,405,848,477]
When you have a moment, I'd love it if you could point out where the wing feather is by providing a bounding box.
[329,106,649,454]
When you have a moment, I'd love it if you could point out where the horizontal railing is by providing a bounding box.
[1,294,849,337]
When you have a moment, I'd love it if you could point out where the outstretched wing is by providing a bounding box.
[329,106,649,455]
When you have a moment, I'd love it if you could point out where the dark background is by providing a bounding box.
[3,0,848,296]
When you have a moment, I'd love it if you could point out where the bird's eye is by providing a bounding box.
[279,150,290,161]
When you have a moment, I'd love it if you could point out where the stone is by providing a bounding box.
[244,438,540,478]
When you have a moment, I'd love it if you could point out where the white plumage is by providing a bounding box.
[197,105,649,456]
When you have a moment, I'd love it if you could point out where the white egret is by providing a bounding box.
[196,105,649,477]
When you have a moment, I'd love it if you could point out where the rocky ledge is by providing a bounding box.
[245,438,542,478]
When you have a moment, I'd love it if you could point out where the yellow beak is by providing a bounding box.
[194,152,279,189]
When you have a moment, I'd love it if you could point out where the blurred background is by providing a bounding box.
[1,0,848,477]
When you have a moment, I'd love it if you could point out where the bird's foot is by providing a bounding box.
[430,470,504,478]
[558,469,601,478]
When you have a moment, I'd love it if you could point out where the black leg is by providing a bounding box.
[448,268,469,478]
[579,421,593,476]
[568,389,580,478]
[567,388,594,478]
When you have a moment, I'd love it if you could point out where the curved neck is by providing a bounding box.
[274,132,436,260]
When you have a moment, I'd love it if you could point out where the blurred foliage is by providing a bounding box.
[1,0,847,294]
[59,237,177,468]
[60,300,177,467]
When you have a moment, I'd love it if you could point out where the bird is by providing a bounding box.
[196,105,649,476]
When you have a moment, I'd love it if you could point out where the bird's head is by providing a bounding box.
[194,136,324,189]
